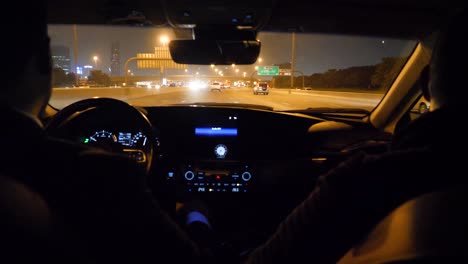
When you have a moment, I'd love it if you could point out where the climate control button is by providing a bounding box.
[241,172,252,181]
[185,171,195,181]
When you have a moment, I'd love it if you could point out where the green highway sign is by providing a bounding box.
[257,66,279,76]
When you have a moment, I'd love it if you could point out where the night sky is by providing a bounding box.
[49,25,416,76]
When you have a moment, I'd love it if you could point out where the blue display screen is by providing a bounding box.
[195,127,238,136]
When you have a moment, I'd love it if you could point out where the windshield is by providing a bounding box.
[48,25,416,112]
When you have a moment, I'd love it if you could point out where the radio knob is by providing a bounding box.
[241,172,252,181]
[185,171,195,181]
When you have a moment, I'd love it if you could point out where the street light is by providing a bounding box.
[160,36,169,46]
[93,56,98,68]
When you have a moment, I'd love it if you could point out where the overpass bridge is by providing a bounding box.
[110,74,266,85]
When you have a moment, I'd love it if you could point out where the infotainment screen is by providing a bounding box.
[195,127,238,137]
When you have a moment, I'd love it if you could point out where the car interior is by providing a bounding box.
[4,1,466,263]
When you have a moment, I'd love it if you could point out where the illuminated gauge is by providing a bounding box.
[214,144,228,159]
[132,132,148,147]
[87,130,117,144]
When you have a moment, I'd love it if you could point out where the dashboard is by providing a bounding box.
[46,103,390,248]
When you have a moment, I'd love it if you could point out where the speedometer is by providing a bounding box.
[88,130,117,143]
[132,132,148,147]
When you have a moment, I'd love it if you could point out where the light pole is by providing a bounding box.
[291,32,296,89]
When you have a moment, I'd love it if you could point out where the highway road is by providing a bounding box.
[50,86,384,111]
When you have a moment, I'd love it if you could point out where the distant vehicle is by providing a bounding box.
[253,82,269,95]
[210,82,223,91]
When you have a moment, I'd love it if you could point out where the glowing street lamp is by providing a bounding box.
[160,36,169,46]
[93,55,99,68]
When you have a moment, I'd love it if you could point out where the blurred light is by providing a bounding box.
[122,82,126,86]
[210,64,215,68]
[254,66,259,70]
[214,69,218,72]
[258,57,262,62]
[188,80,207,90]
[93,56,98,61]
[231,63,235,67]
[235,69,239,73]
[128,69,131,73]
[196,72,199,75]
[84,65,93,69]
[184,69,188,72]
[160,36,169,45]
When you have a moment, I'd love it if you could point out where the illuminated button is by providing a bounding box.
[185,171,195,181]
[241,172,252,181]
[167,172,174,178]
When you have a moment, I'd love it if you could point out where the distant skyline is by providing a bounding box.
[48,25,416,76]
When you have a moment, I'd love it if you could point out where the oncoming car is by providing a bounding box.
[3,1,466,263]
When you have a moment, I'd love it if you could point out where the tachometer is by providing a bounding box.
[132,132,148,147]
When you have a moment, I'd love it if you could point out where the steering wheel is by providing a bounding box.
[45,97,155,174]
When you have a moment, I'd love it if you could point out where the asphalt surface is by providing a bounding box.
[50,87,383,111]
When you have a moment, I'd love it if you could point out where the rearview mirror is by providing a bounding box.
[169,40,261,65]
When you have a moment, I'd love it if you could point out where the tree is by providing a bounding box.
[371,57,407,89]
[52,67,67,87]
[88,70,110,86]
[66,72,76,85]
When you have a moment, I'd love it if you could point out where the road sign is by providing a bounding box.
[257,66,279,76]
[279,69,292,76]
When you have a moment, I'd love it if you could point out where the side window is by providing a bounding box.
[395,94,430,134]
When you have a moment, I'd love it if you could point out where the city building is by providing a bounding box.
[51,45,71,73]
[110,42,121,76]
